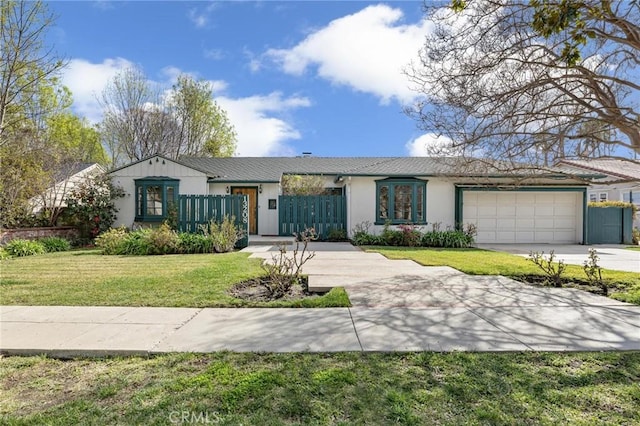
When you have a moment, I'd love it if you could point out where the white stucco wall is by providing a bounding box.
[345,176,455,236]
[110,156,208,227]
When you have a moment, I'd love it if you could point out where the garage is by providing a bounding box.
[461,190,584,244]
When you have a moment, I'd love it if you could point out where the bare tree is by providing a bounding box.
[405,0,640,167]
[0,0,65,144]
[100,69,236,165]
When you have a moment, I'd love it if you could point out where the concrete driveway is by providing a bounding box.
[477,244,640,273]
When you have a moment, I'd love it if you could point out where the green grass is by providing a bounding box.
[0,250,349,308]
[1,352,639,425]
[369,247,640,304]
[626,246,640,251]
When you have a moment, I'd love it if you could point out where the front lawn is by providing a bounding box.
[0,251,349,308]
[626,246,640,251]
[370,247,640,304]
[2,352,639,424]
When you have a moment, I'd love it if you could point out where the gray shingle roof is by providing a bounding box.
[558,159,640,181]
[177,156,578,182]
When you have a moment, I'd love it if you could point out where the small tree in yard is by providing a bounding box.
[528,250,566,287]
[261,228,317,298]
[583,248,606,296]
[65,173,125,241]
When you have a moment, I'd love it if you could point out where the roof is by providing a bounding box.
[53,162,102,183]
[558,159,640,182]
[178,156,582,182]
[110,154,594,183]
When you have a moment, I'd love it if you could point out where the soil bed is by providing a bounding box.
[513,275,621,296]
[230,276,323,302]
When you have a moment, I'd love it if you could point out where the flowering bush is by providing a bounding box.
[65,173,125,241]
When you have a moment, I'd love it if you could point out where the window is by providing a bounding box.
[589,193,597,202]
[134,177,179,222]
[376,178,426,224]
[599,193,608,202]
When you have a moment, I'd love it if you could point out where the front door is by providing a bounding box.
[231,187,258,235]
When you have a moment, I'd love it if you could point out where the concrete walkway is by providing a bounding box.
[2,242,639,356]
[478,244,640,273]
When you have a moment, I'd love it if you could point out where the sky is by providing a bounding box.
[47,0,447,158]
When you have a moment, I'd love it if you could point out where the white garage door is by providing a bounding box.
[462,191,580,244]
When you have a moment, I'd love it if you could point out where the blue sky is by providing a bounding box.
[48,1,444,157]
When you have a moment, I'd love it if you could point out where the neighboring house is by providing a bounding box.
[110,155,597,244]
[558,158,640,228]
[31,162,105,214]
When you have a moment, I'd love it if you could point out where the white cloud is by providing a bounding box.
[217,92,311,156]
[204,48,224,60]
[187,3,218,29]
[405,133,456,156]
[264,4,432,103]
[62,57,134,123]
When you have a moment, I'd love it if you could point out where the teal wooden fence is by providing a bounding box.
[178,194,249,248]
[278,195,346,239]
[587,206,633,244]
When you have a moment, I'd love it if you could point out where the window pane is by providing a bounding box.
[146,186,163,215]
[599,193,608,202]
[167,186,174,203]
[394,185,412,220]
[137,186,143,216]
[379,185,389,219]
[589,193,597,202]
[416,185,424,222]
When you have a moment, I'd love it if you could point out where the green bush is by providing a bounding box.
[147,223,179,255]
[4,239,46,257]
[178,232,213,254]
[326,228,348,241]
[39,236,71,252]
[95,227,129,255]
[0,247,11,260]
[120,229,154,255]
[200,215,243,253]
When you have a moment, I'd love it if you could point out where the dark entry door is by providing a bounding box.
[232,187,258,234]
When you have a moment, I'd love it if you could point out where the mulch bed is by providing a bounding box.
[512,274,617,296]
[230,276,323,302]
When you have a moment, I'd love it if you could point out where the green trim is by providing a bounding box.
[134,178,180,222]
[454,186,463,230]
[375,178,427,225]
[454,186,587,191]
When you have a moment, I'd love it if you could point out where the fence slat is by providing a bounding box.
[278,195,346,240]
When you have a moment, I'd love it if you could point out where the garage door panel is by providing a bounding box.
[463,191,579,244]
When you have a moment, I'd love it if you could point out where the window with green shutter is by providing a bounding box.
[375,178,427,224]
[134,177,179,222]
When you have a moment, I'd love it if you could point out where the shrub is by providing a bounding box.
[65,173,125,240]
[397,224,422,247]
[421,230,474,248]
[583,248,607,295]
[0,247,10,260]
[147,223,179,255]
[528,250,566,287]
[39,236,71,252]
[178,232,213,254]
[261,228,317,298]
[200,215,243,253]
[119,229,154,255]
[326,228,348,242]
[633,227,640,245]
[95,227,129,255]
[4,239,46,257]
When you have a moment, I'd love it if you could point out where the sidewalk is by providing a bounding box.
[2,242,640,356]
